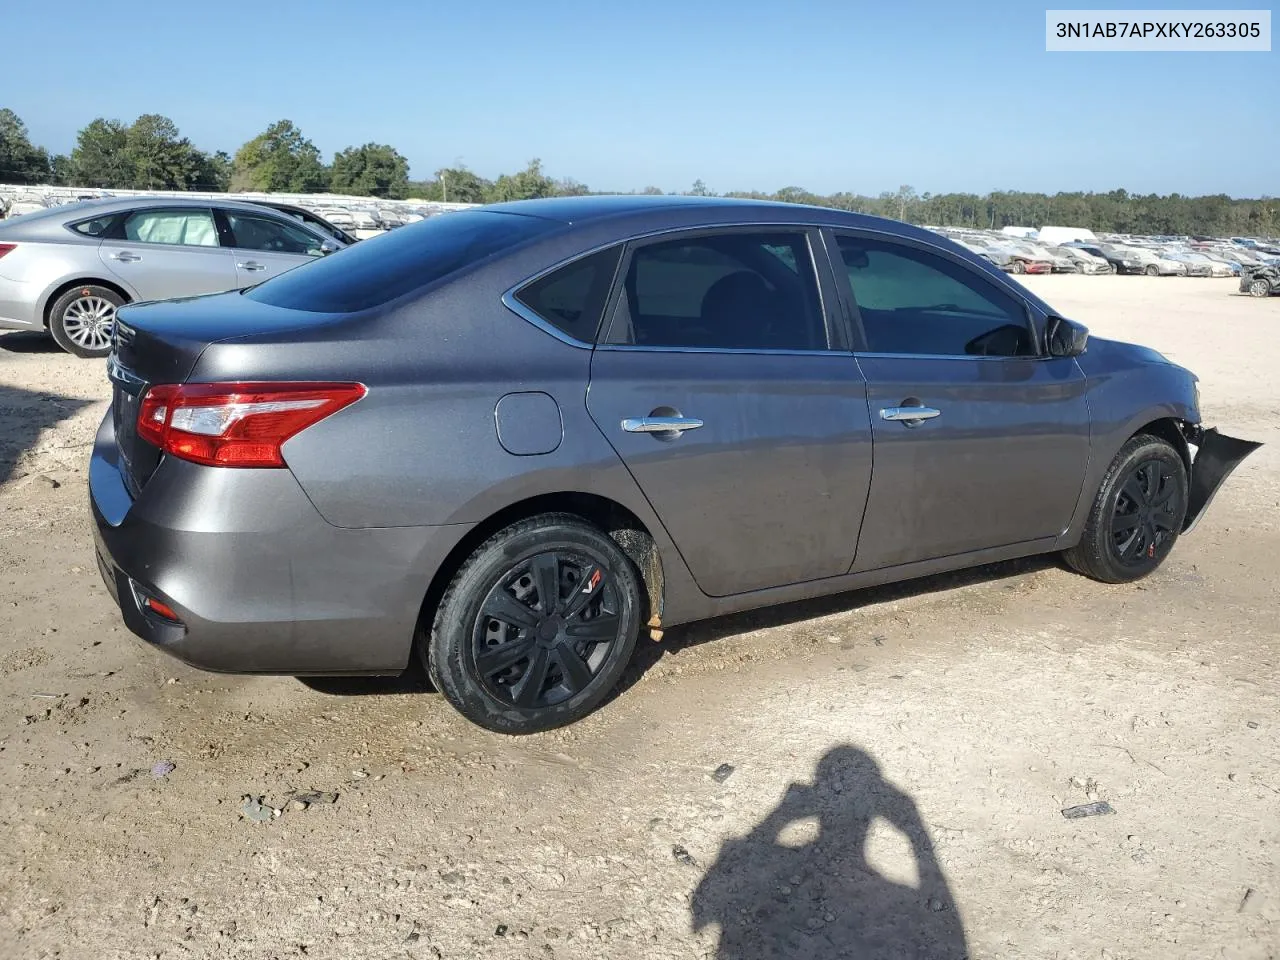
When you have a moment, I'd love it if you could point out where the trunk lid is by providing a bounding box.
[107,290,346,495]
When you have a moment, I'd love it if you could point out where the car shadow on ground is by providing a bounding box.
[0,383,92,486]
[692,743,968,959]
[622,554,1059,688]
[300,555,1057,699]
[0,331,60,354]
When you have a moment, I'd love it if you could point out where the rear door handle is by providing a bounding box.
[111,252,141,262]
[237,261,267,271]
[621,416,704,435]
[880,406,942,423]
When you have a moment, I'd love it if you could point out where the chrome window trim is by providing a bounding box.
[500,289,595,349]
[501,218,1045,353]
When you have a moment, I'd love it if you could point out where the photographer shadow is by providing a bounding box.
[692,745,968,959]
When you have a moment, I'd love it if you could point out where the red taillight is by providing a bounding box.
[137,381,366,468]
[0,243,16,260]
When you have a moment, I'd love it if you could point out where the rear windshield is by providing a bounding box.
[244,210,559,313]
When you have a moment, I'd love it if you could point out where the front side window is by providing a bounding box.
[604,232,827,351]
[225,212,325,256]
[123,209,218,247]
[836,235,1034,357]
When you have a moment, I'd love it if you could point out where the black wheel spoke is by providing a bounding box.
[1118,528,1143,560]
[1121,474,1147,507]
[476,637,535,676]
[513,647,552,707]
[565,612,620,643]
[1152,512,1177,532]
[1139,462,1159,499]
[1151,481,1175,507]
[1112,512,1142,533]
[560,565,603,619]
[556,644,594,694]
[531,553,561,614]
[482,590,540,630]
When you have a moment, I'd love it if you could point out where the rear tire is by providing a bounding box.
[1010,260,1025,274]
[1063,434,1188,584]
[1143,264,1159,277]
[423,514,643,734]
[48,284,123,358]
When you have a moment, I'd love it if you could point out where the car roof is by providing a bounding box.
[18,195,320,219]
[480,193,956,250]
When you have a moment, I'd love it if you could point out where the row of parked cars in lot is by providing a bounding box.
[929,225,1280,291]
[2,192,1278,359]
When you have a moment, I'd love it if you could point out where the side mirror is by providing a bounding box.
[1045,315,1089,357]
[319,239,341,256]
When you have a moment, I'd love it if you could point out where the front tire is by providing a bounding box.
[48,285,123,358]
[1248,278,1273,298]
[423,514,643,734]
[1063,434,1188,583]
[1010,260,1025,274]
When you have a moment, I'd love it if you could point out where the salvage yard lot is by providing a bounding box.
[1,275,1277,959]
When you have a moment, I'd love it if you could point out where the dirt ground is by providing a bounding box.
[1,275,1277,960]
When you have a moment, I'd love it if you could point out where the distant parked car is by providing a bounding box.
[248,200,359,246]
[0,196,343,357]
[1241,264,1279,297]
[1160,252,1214,277]
[90,195,1260,733]
[1046,245,1112,274]
[1073,243,1144,274]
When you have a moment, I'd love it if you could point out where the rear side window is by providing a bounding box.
[245,210,559,313]
[512,248,620,343]
[603,232,827,351]
[123,209,219,247]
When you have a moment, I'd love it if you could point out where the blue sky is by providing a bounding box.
[4,0,1275,196]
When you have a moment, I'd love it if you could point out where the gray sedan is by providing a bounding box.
[0,196,342,357]
[90,196,1259,733]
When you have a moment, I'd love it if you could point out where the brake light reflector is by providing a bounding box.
[143,597,181,622]
[0,243,16,260]
[137,381,366,468]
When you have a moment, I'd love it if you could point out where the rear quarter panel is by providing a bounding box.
[187,249,681,556]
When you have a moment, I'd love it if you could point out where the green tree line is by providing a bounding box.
[1,108,1275,235]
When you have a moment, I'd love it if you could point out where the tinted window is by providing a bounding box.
[837,236,1034,357]
[246,210,558,313]
[123,209,218,247]
[225,212,324,256]
[604,232,826,351]
[513,248,620,343]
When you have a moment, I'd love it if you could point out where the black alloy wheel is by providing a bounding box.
[425,514,643,733]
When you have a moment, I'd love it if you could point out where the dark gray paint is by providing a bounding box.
[88,195,1252,677]
[494,392,563,456]
[851,355,1090,570]
[586,348,873,596]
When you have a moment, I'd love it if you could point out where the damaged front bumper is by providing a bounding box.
[1182,426,1263,534]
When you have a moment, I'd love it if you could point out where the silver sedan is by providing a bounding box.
[0,197,343,357]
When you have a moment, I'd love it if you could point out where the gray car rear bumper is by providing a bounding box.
[89,411,470,675]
